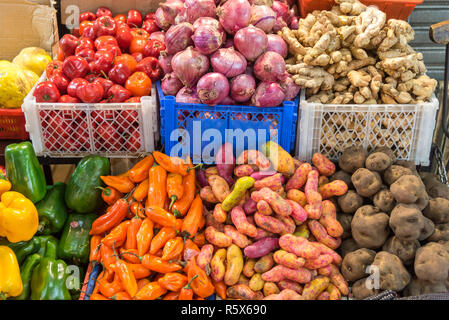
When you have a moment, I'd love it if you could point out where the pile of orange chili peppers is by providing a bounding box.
[87,151,223,300]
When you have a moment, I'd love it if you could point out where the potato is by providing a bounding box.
[403,278,448,297]
[330,170,353,189]
[414,242,449,283]
[389,204,425,242]
[351,205,390,249]
[372,251,411,291]
[373,188,396,214]
[383,165,413,186]
[390,175,428,206]
[365,152,392,172]
[382,236,420,265]
[424,198,449,224]
[419,216,435,241]
[341,248,376,282]
[254,254,274,274]
[371,146,396,164]
[428,223,449,242]
[340,238,360,258]
[420,173,449,200]
[395,160,419,176]
[338,146,367,174]
[338,190,363,214]
[351,168,382,197]
[351,277,380,299]
[337,213,353,239]
[263,282,280,296]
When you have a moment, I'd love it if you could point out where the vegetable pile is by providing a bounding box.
[196,142,350,300]
[329,146,449,298]
[279,0,437,104]
[157,0,301,107]
[33,6,164,104]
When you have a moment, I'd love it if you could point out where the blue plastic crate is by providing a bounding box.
[157,81,299,164]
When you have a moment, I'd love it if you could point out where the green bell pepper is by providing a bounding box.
[65,156,110,213]
[35,183,68,235]
[35,235,59,259]
[57,213,96,265]
[13,253,42,300]
[4,141,47,203]
[0,237,40,265]
[30,257,71,300]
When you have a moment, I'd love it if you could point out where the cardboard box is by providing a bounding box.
[60,0,164,27]
[0,0,58,60]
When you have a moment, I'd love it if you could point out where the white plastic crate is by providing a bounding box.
[295,90,440,166]
[22,72,159,158]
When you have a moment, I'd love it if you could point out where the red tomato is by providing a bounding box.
[114,14,127,24]
[116,26,133,51]
[97,45,122,58]
[107,85,132,103]
[142,19,160,35]
[81,25,97,41]
[108,63,132,85]
[67,78,89,97]
[89,51,115,75]
[48,72,70,94]
[80,11,96,22]
[125,72,151,97]
[135,57,163,81]
[143,39,165,58]
[143,13,156,21]
[46,60,63,78]
[113,54,137,73]
[85,73,99,83]
[55,46,66,62]
[58,95,80,103]
[127,10,143,28]
[33,82,61,102]
[125,97,141,103]
[131,28,150,39]
[75,38,94,53]
[94,35,118,50]
[94,16,117,37]
[75,121,91,149]
[62,56,89,80]
[96,121,123,151]
[96,7,113,18]
[59,34,79,56]
[93,77,114,99]
[47,112,73,138]
[131,52,144,63]
[79,21,94,36]
[76,81,104,103]
[75,48,95,63]
[129,38,148,55]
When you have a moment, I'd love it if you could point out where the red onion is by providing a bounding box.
[172,47,210,87]
[272,0,290,23]
[158,52,173,75]
[197,72,230,106]
[165,22,194,55]
[279,74,300,101]
[161,72,184,96]
[210,47,247,78]
[174,13,187,24]
[217,0,251,35]
[272,17,287,32]
[193,17,221,31]
[192,25,224,55]
[149,31,165,43]
[254,51,285,81]
[251,81,285,107]
[230,74,256,102]
[185,0,216,24]
[234,25,267,61]
[176,86,201,103]
[219,96,236,105]
[224,38,234,48]
[161,0,185,25]
[290,16,299,30]
[266,34,288,58]
[250,5,276,33]
[155,8,171,30]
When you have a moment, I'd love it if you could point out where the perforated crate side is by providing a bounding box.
[295,91,439,165]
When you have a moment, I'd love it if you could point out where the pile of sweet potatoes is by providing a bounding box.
[334,146,449,298]
[197,142,350,300]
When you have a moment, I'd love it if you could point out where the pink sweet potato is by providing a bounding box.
[304,191,322,219]
[312,153,336,177]
[277,280,303,294]
[286,163,312,191]
[243,237,279,258]
[234,164,256,178]
[257,200,273,215]
[262,265,312,284]
[254,212,286,234]
[319,200,344,238]
[254,173,283,191]
[254,228,276,240]
[224,225,252,248]
[205,226,233,247]
[305,170,319,196]
[302,276,330,300]
[307,220,341,250]
[251,187,291,217]
[197,169,209,188]
[213,203,227,224]
[304,253,333,269]
[263,289,303,300]
[279,234,320,259]
[311,242,342,266]
[197,244,214,270]
[286,199,307,223]
[243,198,257,215]
[318,180,348,199]
[273,250,305,269]
[250,170,277,181]
[237,150,271,171]
[231,206,258,238]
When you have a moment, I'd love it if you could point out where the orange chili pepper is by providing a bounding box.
[120,248,142,264]
[98,271,123,298]
[100,243,116,271]
[97,186,123,205]
[111,291,132,300]
[172,157,196,217]
[137,278,150,291]
[134,281,167,300]
[129,155,154,183]
[128,263,151,279]
[112,259,138,298]
[100,175,135,193]
[149,226,177,255]
[89,235,102,263]
[166,173,184,211]
[163,291,180,300]
[193,232,206,247]
[90,199,129,235]
[181,195,203,239]
[136,218,154,256]
[183,239,200,262]
[132,178,149,202]
[153,151,191,176]
[146,165,167,208]
[141,254,183,273]
[90,293,111,300]
[188,256,215,298]
[125,217,143,250]
[129,201,145,219]
[214,280,227,300]
[161,236,184,261]
[158,272,188,292]
[145,206,177,228]
[101,221,130,248]
[178,275,198,300]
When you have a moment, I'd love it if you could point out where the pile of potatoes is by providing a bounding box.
[333,146,449,298]
[198,142,350,300]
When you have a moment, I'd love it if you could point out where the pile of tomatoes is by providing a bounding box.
[33,6,165,104]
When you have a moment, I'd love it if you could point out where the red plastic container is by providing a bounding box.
[298,0,423,20]
[0,108,29,140]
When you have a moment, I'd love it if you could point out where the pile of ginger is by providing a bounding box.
[279,0,438,104]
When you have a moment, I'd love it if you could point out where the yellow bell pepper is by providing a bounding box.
[0,171,11,197]
[0,191,39,243]
[0,246,23,299]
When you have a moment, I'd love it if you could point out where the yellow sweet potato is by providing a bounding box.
[287,189,307,207]
[243,258,257,278]
[205,226,232,247]
[249,273,265,291]
[302,276,330,300]
[227,284,256,300]
[254,253,274,273]
[224,244,244,286]
[210,248,227,282]
[262,141,295,177]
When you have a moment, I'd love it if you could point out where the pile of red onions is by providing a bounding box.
[155,0,299,107]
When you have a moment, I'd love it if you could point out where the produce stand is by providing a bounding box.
[1,0,449,305]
